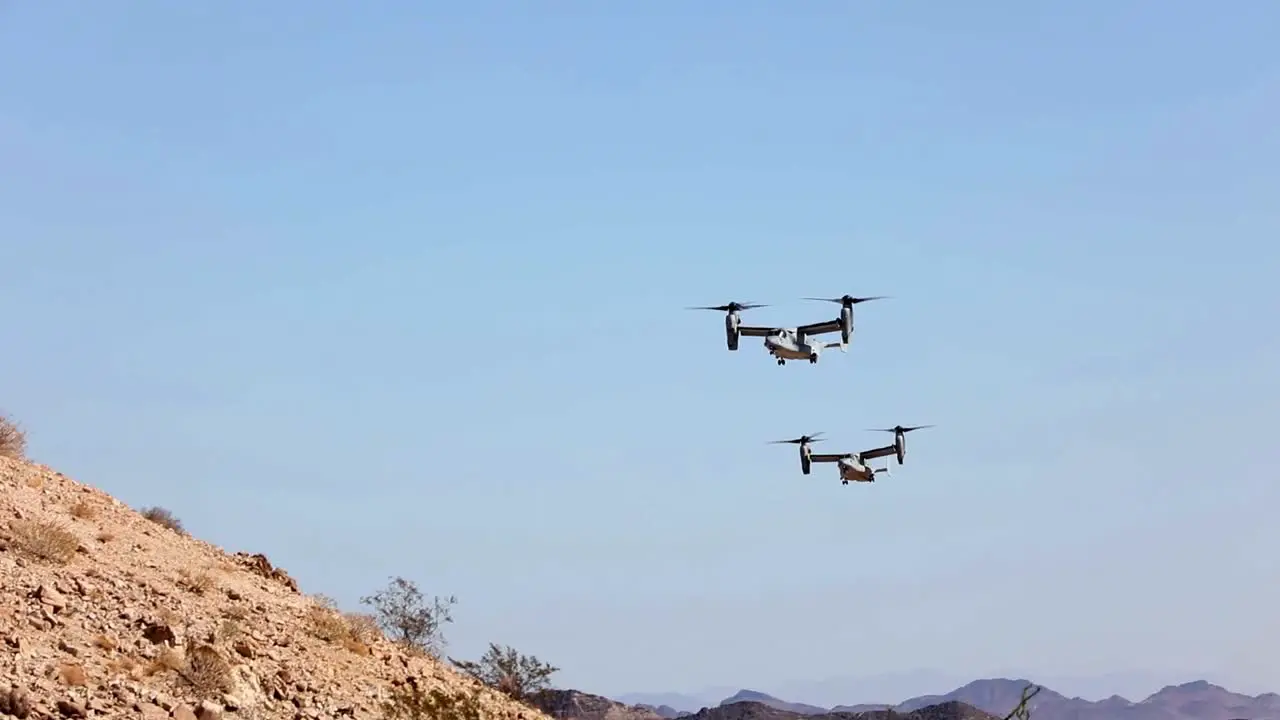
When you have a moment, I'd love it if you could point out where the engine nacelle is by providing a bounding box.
[725,312,740,351]
[800,444,811,475]
[840,305,853,345]
[894,430,905,465]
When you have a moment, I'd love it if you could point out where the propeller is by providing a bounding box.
[803,295,888,306]
[685,301,768,312]
[769,432,825,445]
[866,425,934,434]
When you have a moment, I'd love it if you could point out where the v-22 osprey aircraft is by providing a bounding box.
[686,296,885,365]
[770,425,932,485]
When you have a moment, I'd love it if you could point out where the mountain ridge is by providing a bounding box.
[614,678,1280,720]
[531,692,999,720]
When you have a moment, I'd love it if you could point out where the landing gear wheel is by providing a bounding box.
[777,358,785,366]
[841,480,848,485]
[808,355,818,364]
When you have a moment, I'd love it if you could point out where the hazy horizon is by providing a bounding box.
[3,0,1278,697]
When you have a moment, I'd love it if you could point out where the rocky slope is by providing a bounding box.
[531,689,668,720]
[0,455,556,720]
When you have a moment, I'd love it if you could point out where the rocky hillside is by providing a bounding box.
[531,689,669,720]
[0,455,556,720]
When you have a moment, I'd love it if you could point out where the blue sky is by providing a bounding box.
[3,0,1279,703]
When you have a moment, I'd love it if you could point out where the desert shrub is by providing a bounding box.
[177,568,216,595]
[308,595,354,642]
[179,644,232,695]
[361,577,456,656]
[140,506,185,534]
[306,595,382,654]
[70,500,98,520]
[0,413,26,460]
[381,681,482,720]
[450,643,559,702]
[9,518,79,564]
[344,611,384,643]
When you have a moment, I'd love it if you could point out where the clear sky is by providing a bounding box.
[3,0,1279,704]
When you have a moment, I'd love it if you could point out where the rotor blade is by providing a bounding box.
[685,302,768,312]
[803,295,889,305]
[768,432,825,444]
[865,424,935,433]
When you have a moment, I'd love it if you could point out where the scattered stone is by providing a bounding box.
[0,686,33,718]
[55,698,87,718]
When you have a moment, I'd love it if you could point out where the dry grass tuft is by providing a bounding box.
[0,413,26,460]
[145,647,184,677]
[153,606,181,631]
[382,684,484,720]
[345,611,384,643]
[69,500,98,520]
[140,506,185,534]
[92,634,118,652]
[57,663,87,686]
[307,595,384,654]
[223,605,251,621]
[107,655,140,678]
[308,603,351,643]
[216,618,243,643]
[9,518,80,564]
[23,474,43,489]
[178,567,216,595]
[179,644,233,695]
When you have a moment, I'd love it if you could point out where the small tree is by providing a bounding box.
[0,412,26,460]
[450,642,559,702]
[361,576,456,656]
[1003,684,1041,720]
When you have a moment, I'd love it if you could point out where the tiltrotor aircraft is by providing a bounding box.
[770,425,932,485]
[686,295,886,365]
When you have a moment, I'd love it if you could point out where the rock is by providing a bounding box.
[33,584,67,610]
[141,622,176,646]
[0,686,34,718]
[55,699,87,718]
[172,706,198,720]
[137,702,169,720]
[195,699,223,719]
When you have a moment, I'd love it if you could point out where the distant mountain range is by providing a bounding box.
[610,678,1280,720]
[532,690,995,720]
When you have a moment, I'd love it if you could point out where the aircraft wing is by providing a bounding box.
[738,325,780,337]
[796,319,841,337]
[859,445,896,461]
[809,453,852,463]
